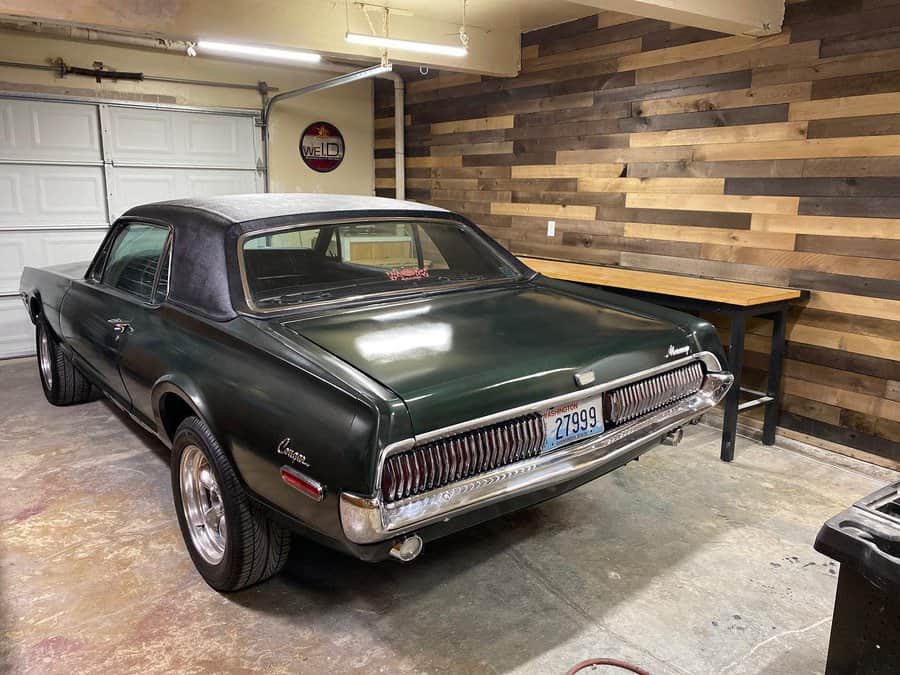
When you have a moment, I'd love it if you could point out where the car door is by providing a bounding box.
[114,236,173,426]
[61,220,171,409]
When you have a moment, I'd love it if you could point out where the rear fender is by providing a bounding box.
[151,376,221,450]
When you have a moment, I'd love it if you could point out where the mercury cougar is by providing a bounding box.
[19,194,733,591]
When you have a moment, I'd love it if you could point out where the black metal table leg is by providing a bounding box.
[721,312,745,462]
[595,285,806,461]
[763,309,787,445]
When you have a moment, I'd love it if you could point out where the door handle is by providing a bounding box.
[107,318,133,336]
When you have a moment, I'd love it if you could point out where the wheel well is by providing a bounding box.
[159,392,195,443]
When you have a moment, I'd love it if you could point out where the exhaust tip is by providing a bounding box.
[661,427,684,446]
[389,535,423,562]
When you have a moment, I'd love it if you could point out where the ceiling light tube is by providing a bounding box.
[345,32,467,57]
[197,40,321,64]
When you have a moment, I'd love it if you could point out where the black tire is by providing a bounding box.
[36,318,94,406]
[171,416,291,592]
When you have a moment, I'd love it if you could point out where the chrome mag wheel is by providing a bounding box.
[180,444,227,565]
[38,328,53,390]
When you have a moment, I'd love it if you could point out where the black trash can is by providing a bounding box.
[814,481,900,675]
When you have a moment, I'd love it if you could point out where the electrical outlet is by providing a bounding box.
[547,220,556,237]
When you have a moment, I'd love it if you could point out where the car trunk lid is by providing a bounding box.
[276,284,692,434]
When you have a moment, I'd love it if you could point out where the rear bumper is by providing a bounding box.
[340,365,732,545]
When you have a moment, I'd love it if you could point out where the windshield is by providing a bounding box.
[240,219,523,309]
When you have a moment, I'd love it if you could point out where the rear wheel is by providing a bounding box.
[171,416,291,591]
[36,319,94,406]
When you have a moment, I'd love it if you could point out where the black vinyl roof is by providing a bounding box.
[120,194,459,321]
[124,193,448,226]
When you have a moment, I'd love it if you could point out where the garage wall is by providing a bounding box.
[0,31,375,194]
[373,0,900,465]
[0,30,376,357]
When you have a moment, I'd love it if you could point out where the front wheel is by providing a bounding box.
[171,416,291,591]
[36,318,94,406]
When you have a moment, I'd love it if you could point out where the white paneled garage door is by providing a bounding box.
[0,94,262,357]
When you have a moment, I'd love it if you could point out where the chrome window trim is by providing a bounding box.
[154,239,174,304]
[341,367,733,544]
[235,216,527,314]
[95,219,174,308]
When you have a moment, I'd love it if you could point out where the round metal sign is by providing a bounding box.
[300,121,345,173]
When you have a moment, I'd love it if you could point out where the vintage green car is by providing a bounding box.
[19,194,732,591]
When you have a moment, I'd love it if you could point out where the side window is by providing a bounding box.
[243,228,326,251]
[416,225,449,271]
[102,223,170,302]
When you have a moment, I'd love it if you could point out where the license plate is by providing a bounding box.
[542,395,605,452]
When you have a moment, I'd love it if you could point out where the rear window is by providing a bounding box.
[240,219,521,309]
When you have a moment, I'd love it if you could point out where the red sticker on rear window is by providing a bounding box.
[387,267,429,281]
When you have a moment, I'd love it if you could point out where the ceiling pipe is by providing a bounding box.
[381,71,405,200]
[0,18,360,73]
[0,18,180,51]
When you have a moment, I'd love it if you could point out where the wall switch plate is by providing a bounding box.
[547,220,556,237]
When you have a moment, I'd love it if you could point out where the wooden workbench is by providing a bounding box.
[520,256,808,462]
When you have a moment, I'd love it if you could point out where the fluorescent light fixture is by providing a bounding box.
[197,40,321,64]
[345,32,467,57]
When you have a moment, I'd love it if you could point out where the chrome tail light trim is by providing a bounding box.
[381,413,545,503]
[608,361,704,425]
[341,365,733,545]
[410,351,722,446]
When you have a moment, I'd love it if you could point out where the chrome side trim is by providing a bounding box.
[341,368,733,544]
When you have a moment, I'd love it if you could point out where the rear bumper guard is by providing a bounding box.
[340,366,732,545]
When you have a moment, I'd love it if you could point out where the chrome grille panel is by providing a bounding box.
[382,361,706,504]
[382,413,545,503]
[608,361,704,425]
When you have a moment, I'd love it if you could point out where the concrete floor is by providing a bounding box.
[1,357,896,675]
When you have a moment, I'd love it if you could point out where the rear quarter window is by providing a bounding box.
[102,222,170,302]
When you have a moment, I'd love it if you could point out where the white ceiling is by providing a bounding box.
[0,0,605,76]
[359,0,597,34]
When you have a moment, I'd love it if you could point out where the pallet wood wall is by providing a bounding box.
[374,0,900,466]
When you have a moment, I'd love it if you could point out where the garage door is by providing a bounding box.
[0,94,262,358]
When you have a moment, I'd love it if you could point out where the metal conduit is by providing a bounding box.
[0,60,57,73]
[0,58,274,91]
[260,63,405,199]
[383,71,406,200]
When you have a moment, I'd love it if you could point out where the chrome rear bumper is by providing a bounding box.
[340,364,732,545]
